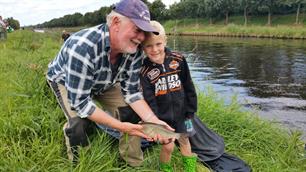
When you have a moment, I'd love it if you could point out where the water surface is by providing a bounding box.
[167,36,306,140]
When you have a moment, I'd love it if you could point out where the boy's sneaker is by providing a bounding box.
[182,155,197,172]
[160,162,173,172]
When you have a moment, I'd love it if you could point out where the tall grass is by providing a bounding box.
[197,89,306,171]
[0,31,305,171]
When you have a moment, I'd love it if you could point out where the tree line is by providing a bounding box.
[36,0,306,28]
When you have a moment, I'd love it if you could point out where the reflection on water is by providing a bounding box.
[168,36,306,140]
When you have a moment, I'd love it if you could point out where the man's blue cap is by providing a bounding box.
[113,0,159,35]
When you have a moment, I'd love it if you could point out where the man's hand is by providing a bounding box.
[120,122,153,141]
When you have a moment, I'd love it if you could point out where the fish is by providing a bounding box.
[140,122,182,139]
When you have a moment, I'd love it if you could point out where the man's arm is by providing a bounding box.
[88,107,150,139]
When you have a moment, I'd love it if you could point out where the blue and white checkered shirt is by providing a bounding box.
[47,24,144,118]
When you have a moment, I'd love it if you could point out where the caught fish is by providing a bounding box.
[140,122,182,139]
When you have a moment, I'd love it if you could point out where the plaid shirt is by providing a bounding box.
[47,24,144,118]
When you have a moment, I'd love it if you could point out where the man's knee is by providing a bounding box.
[119,135,143,166]
[64,117,92,147]
[118,106,141,123]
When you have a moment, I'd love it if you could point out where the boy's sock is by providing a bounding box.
[160,161,173,172]
[182,155,197,172]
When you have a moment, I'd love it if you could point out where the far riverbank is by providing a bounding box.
[165,24,306,39]
[163,17,306,39]
[37,15,306,40]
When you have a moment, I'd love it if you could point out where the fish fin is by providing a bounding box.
[177,133,189,140]
[140,121,169,128]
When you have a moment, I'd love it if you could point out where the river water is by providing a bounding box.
[167,36,306,141]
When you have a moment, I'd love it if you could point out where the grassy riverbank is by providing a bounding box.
[36,14,306,39]
[163,14,306,39]
[0,31,305,171]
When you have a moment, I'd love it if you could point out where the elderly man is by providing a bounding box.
[46,0,172,166]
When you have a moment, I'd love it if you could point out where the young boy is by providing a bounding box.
[140,21,198,172]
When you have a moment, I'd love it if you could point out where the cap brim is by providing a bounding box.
[131,18,159,35]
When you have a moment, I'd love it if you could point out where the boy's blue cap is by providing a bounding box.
[113,0,159,35]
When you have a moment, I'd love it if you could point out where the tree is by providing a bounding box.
[97,7,112,24]
[149,0,167,21]
[219,0,238,25]
[6,17,20,30]
[177,0,202,18]
[83,12,94,26]
[282,0,306,24]
[204,0,223,24]
[197,0,207,18]
[168,2,186,20]
[238,0,260,26]
[258,0,282,26]
[194,0,207,26]
[173,0,206,27]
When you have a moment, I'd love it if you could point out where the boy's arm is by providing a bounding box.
[181,57,197,118]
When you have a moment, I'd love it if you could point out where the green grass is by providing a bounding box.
[0,31,305,171]
[197,90,306,171]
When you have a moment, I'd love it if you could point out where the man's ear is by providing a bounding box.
[111,16,121,31]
